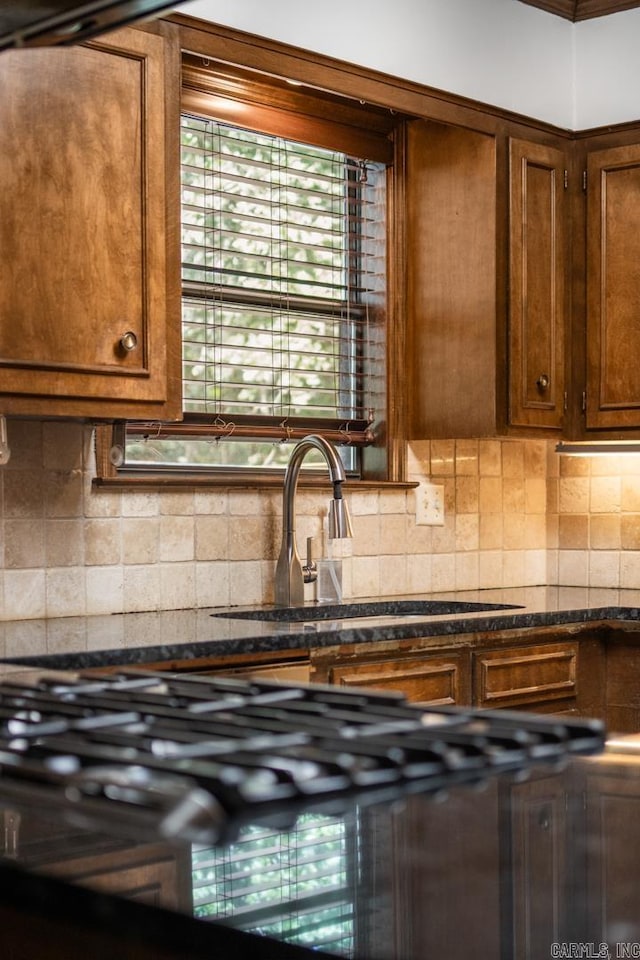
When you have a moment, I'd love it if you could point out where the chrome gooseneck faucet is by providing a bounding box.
[274,435,353,607]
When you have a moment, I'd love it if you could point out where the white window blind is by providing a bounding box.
[180,115,385,430]
[123,113,387,473]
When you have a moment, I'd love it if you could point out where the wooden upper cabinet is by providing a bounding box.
[0,26,182,420]
[508,138,566,430]
[406,118,499,439]
[586,143,640,430]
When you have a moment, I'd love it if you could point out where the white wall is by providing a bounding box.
[179,0,574,127]
[575,8,640,129]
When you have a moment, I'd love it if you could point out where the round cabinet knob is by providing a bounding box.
[536,373,550,391]
[119,331,138,353]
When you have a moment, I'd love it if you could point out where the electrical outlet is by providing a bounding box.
[415,481,445,525]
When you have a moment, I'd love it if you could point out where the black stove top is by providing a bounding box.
[0,670,606,844]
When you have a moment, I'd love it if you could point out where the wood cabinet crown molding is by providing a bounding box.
[517,0,640,20]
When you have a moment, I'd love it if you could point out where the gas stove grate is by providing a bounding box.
[0,670,605,843]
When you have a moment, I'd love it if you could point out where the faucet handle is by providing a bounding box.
[303,537,318,584]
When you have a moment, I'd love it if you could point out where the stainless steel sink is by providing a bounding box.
[212,599,523,623]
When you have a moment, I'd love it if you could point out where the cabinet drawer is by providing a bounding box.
[329,653,469,706]
[474,642,577,709]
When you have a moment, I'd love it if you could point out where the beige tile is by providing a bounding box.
[478,440,502,477]
[559,477,590,514]
[44,470,84,518]
[351,556,380,598]
[45,567,86,618]
[525,514,547,549]
[228,516,271,561]
[559,455,590,477]
[42,421,84,470]
[455,552,478,590]
[588,551,620,589]
[502,551,525,588]
[405,520,433,555]
[546,442,560,478]
[405,554,432,594]
[502,442,525,479]
[4,569,46,620]
[379,514,408,555]
[430,439,455,476]
[86,566,124,615]
[195,515,229,561]
[525,549,547,585]
[479,513,503,550]
[159,562,196,610]
[621,476,640,512]
[455,439,478,476]
[558,550,589,586]
[503,478,526,514]
[431,553,456,592]
[228,561,264,605]
[122,491,160,517]
[123,565,161,612]
[479,551,503,588]
[351,514,381,557]
[456,476,479,513]
[83,478,122,518]
[348,490,379,516]
[590,476,621,513]
[123,517,159,564]
[195,561,231,608]
[503,514,527,550]
[546,476,559,514]
[525,478,546,514]
[379,554,410,595]
[431,515,456,553]
[455,513,479,551]
[559,514,589,549]
[621,515,640,550]
[5,420,43,471]
[194,490,229,515]
[4,470,44,519]
[479,477,503,513]
[524,440,548,479]
[379,489,407,514]
[159,516,195,562]
[45,519,84,567]
[84,518,121,565]
[590,515,621,550]
[546,513,559,549]
[621,552,640,588]
[160,491,195,515]
[4,519,45,568]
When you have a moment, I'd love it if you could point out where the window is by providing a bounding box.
[100,56,401,484]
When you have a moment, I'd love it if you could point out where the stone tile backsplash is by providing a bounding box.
[1,419,639,621]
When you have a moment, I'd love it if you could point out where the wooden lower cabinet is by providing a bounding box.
[581,761,640,948]
[474,641,579,712]
[320,649,471,706]
[505,773,570,959]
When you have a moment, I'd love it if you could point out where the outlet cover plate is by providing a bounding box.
[416,481,445,525]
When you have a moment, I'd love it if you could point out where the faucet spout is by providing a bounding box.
[274,435,352,607]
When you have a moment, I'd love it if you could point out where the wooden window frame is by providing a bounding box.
[95,21,410,489]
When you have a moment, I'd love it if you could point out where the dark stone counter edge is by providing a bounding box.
[0,859,320,960]
[2,604,639,673]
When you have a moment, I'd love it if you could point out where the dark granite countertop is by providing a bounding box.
[2,585,640,675]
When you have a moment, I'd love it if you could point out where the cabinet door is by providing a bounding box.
[0,27,182,420]
[507,774,569,959]
[583,765,640,948]
[474,641,578,711]
[586,143,640,429]
[508,138,566,430]
[328,651,471,706]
